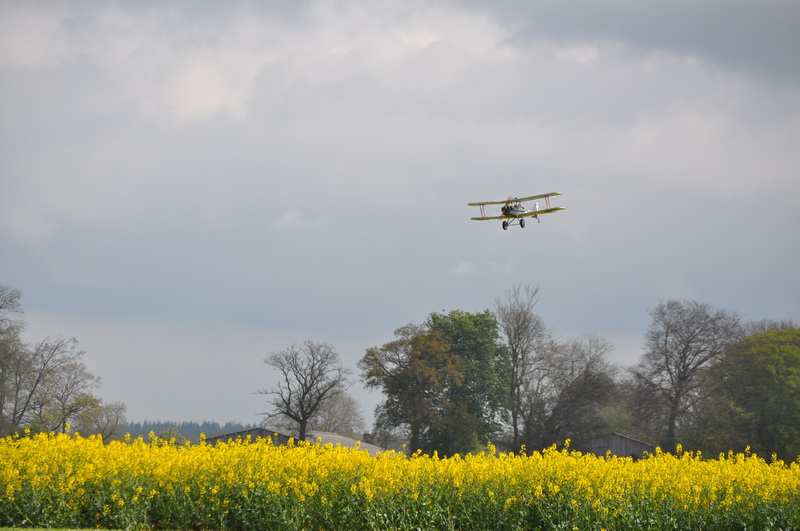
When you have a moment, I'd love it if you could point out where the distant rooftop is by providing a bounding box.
[306,431,384,456]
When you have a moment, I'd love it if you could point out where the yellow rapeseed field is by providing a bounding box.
[1,430,799,529]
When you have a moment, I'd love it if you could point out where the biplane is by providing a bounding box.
[468,193,564,230]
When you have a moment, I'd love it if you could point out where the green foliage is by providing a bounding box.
[361,312,512,456]
[703,328,800,461]
[426,310,507,454]
[359,324,464,454]
[158,427,189,446]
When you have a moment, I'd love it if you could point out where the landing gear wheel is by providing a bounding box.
[502,221,508,230]
[520,219,526,228]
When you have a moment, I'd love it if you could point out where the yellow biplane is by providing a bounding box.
[468,193,564,230]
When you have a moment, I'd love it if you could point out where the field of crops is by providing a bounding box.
[2,431,799,530]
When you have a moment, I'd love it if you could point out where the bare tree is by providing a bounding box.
[307,392,365,437]
[1,335,85,436]
[36,361,101,433]
[257,341,352,441]
[743,318,798,334]
[520,335,617,450]
[267,391,365,438]
[0,286,122,437]
[0,285,23,332]
[495,284,552,450]
[73,399,128,440]
[631,299,742,448]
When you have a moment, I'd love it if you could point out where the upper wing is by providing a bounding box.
[467,200,510,206]
[518,206,565,217]
[468,192,563,206]
[515,192,563,202]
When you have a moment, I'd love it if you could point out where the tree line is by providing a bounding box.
[6,280,797,460]
[0,285,127,439]
[261,285,799,461]
[126,420,257,443]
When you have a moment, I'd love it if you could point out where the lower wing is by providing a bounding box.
[471,215,509,220]
[471,207,564,220]
[518,206,565,217]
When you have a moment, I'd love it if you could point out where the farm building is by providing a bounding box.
[305,431,384,456]
[573,432,656,459]
[204,426,295,446]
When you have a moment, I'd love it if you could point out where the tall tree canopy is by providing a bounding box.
[425,309,507,454]
[359,324,463,455]
[631,299,742,448]
[701,328,800,461]
[495,284,552,450]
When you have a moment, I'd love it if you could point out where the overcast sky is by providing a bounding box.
[2,0,799,429]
